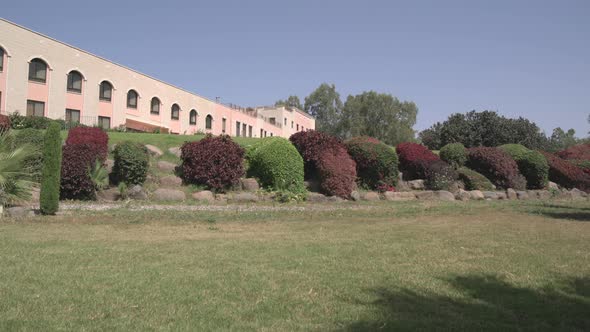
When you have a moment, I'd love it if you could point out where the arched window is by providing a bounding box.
[205,114,213,129]
[99,81,113,101]
[127,90,138,109]
[67,71,83,93]
[28,58,48,83]
[189,109,197,125]
[0,47,5,72]
[151,97,160,114]
[171,104,180,120]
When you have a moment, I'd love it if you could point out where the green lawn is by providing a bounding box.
[1,201,589,331]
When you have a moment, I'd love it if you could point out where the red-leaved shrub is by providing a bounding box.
[345,136,399,190]
[180,134,245,192]
[541,151,590,192]
[290,130,357,198]
[556,144,590,161]
[466,147,526,190]
[0,114,10,133]
[395,142,440,180]
[65,127,109,161]
[60,144,99,200]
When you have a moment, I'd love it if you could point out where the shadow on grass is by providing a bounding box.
[342,274,590,331]
[517,202,590,222]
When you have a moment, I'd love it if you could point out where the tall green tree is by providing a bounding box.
[339,91,417,146]
[304,83,343,136]
[275,95,302,109]
[549,127,578,151]
[40,121,62,215]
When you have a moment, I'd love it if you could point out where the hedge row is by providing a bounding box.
[499,144,549,190]
[466,147,526,190]
[345,136,399,191]
[541,151,590,192]
[396,142,440,180]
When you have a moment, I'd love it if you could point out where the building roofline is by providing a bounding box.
[256,105,315,119]
[0,17,229,108]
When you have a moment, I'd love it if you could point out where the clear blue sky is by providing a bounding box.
[3,0,589,136]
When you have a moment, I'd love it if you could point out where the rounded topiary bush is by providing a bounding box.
[396,142,440,180]
[60,144,99,200]
[65,127,109,161]
[424,160,458,191]
[466,147,526,190]
[541,151,590,192]
[180,134,245,192]
[500,144,549,189]
[345,136,399,190]
[457,167,495,191]
[290,130,357,198]
[246,137,305,193]
[439,143,467,169]
[113,141,150,185]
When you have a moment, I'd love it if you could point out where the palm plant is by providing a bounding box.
[88,159,109,191]
[0,132,38,207]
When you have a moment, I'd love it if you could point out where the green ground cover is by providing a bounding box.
[1,200,589,331]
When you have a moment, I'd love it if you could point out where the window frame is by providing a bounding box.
[98,116,111,130]
[127,90,138,109]
[171,104,180,120]
[99,81,113,102]
[150,97,161,115]
[0,48,4,72]
[67,71,83,93]
[189,109,197,125]
[65,108,81,125]
[26,100,45,117]
[28,59,47,83]
[205,115,213,130]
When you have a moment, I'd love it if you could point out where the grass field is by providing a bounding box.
[1,200,589,331]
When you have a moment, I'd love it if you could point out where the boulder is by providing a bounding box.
[327,196,344,203]
[516,191,529,200]
[527,190,540,200]
[415,191,435,200]
[572,188,588,198]
[215,194,228,203]
[30,187,40,203]
[396,181,411,192]
[240,178,260,191]
[434,191,456,201]
[548,181,559,190]
[384,191,417,201]
[145,144,163,157]
[192,190,215,202]
[496,192,507,200]
[469,190,484,200]
[304,180,321,192]
[157,161,177,172]
[361,192,381,201]
[231,192,259,203]
[5,206,34,218]
[350,190,361,201]
[506,188,517,200]
[306,192,329,203]
[408,180,425,190]
[483,191,497,200]
[105,159,114,173]
[97,187,120,201]
[536,190,551,200]
[159,175,182,187]
[168,146,181,158]
[152,188,186,201]
[455,189,471,201]
[128,185,147,200]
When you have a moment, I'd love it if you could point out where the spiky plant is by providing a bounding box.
[88,159,109,192]
[0,131,38,207]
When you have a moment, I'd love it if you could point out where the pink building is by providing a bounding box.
[0,18,315,137]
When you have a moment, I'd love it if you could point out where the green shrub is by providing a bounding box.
[500,144,549,189]
[345,137,399,190]
[247,137,305,193]
[439,143,467,168]
[13,128,45,182]
[113,141,150,185]
[457,167,495,191]
[40,122,62,214]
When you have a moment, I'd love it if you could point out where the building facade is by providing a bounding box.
[0,18,314,137]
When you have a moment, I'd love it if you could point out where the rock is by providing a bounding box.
[157,161,176,172]
[152,188,186,201]
[231,192,259,203]
[536,190,551,200]
[516,191,529,200]
[448,181,464,193]
[527,190,540,200]
[128,185,147,200]
[408,180,425,190]
[306,192,328,203]
[192,190,214,202]
[455,189,471,201]
[572,188,588,198]
[30,187,40,203]
[469,190,484,200]
[434,191,456,201]
[548,181,559,190]
[5,206,34,218]
[384,191,417,201]
[145,144,163,157]
[215,194,228,203]
[240,178,259,191]
[350,191,361,201]
[304,180,321,192]
[105,159,114,173]
[415,191,435,200]
[496,192,507,200]
[97,187,120,201]
[396,181,411,192]
[159,175,182,187]
[168,146,181,158]
[483,191,497,200]
[327,196,344,203]
[361,192,381,201]
[506,188,517,200]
